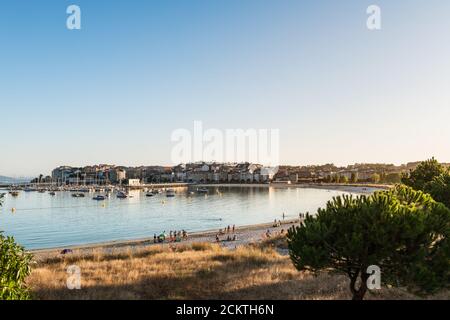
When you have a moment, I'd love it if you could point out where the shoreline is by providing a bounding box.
[196,182,390,192]
[28,183,386,256]
[31,219,300,260]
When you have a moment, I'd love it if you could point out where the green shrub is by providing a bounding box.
[0,198,33,300]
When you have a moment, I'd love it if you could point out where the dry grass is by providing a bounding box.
[27,242,449,300]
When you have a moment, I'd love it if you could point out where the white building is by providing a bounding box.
[127,179,141,186]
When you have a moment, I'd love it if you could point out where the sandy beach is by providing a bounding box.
[31,218,300,261]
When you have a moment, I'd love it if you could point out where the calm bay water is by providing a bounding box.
[0,186,360,249]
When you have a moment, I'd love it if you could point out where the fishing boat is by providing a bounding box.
[49,191,56,196]
[24,187,36,192]
[9,191,19,197]
[166,189,175,197]
[93,195,106,201]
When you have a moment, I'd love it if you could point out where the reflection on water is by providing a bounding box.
[0,186,356,249]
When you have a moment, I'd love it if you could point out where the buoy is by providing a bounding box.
[11,208,16,213]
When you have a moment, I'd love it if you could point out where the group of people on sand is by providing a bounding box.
[218,225,235,234]
[154,230,188,243]
[262,229,286,239]
[215,224,237,243]
[264,227,286,239]
[273,219,282,227]
[216,234,238,242]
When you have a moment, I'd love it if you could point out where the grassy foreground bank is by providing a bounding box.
[27,237,449,300]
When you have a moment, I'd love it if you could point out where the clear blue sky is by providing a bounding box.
[1,0,450,176]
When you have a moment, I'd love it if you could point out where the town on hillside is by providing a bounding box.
[28,161,450,186]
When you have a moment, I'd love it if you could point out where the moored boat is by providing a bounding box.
[196,188,209,194]
[166,189,175,197]
[9,191,19,197]
[117,191,128,199]
[93,195,106,201]
[72,193,85,198]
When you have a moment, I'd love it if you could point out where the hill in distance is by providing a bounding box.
[0,175,31,184]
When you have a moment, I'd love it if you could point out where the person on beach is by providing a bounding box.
[266,229,271,238]
[153,234,157,243]
[227,225,230,233]
[215,234,220,242]
[282,212,285,220]
[159,231,166,243]
[232,224,235,232]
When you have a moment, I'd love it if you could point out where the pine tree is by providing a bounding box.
[287,185,450,300]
